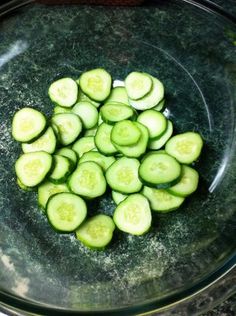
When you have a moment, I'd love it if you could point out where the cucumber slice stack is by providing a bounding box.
[11,68,204,250]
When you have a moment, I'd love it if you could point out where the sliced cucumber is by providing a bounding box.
[79,151,115,171]
[53,106,71,114]
[129,77,164,110]
[137,110,167,139]
[17,178,35,191]
[167,165,199,197]
[56,147,77,168]
[72,136,96,158]
[125,72,152,100]
[142,186,185,212]
[79,68,112,102]
[94,123,117,156]
[12,107,46,143]
[149,120,173,150]
[106,157,142,194]
[113,122,149,158]
[77,86,100,107]
[72,101,98,129]
[100,102,135,124]
[15,152,52,187]
[49,155,72,184]
[98,113,104,125]
[113,194,152,235]
[106,86,129,105]
[165,132,203,164]
[153,98,165,112]
[139,152,181,189]
[48,78,78,108]
[111,120,141,146]
[38,181,69,210]
[51,113,82,146]
[68,161,106,199]
[76,214,115,250]
[84,126,98,137]
[111,191,127,205]
[22,127,56,154]
[46,192,87,233]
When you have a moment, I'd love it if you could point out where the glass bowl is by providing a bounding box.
[0,0,235,314]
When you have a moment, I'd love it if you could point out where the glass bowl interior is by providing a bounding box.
[0,0,235,314]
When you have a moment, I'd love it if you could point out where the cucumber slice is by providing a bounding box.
[84,126,98,137]
[38,181,69,210]
[129,77,164,110]
[100,102,135,124]
[68,161,106,199]
[72,136,96,158]
[113,194,152,235]
[17,178,35,191]
[106,157,142,194]
[142,186,185,212]
[139,152,181,189]
[22,127,56,154]
[149,120,173,150]
[53,106,71,114]
[46,192,87,233]
[79,151,115,171]
[12,107,46,143]
[153,98,165,112]
[48,78,78,108]
[98,113,104,125]
[95,123,117,156]
[165,132,203,164]
[49,155,73,184]
[79,68,112,102]
[137,110,167,139]
[72,101,98,129]
[51,113,82,146]
[15,152,52,187]
[106,86,129,105]
[167,165,199,197]
[77,86,100,107]
[56,147,77,168]
[76,214,115,250]
[125,72,152,100]
[111,120,141,146]
[111,191,127,205]
[113,122,149,158]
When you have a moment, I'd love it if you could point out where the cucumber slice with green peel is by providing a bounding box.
[125,72,152,100]
[53,106,71,114]
[12,107,46,143]
[79,151,115,171]
[72,136,96,158]
[15,152,52,187]
[51,113,82,146]
[17,178,35,191]
[56,147,77,168]
[46,192,87,233]
[111,191,127,205]
[72,101,98,129]
[106,86,129,105]
[49,155,73,184]
[167,165,199,197]
[149,120,173,150]
[84,126,98,137]
[38,181,70,210]
[113,194,152,236]
[68,161,106,199]
[137,110,167,139]
[111,120,141,146]
[100,102,135,124]
[48,78,78,108]
[95,123,117,156]
[113,122,149,158]
[142,186,185,212]
[106,157,142,194]
[165,132,203,164]
[79,68,112,102]
[77,87,100,107]
[129,77,164,110]
[22,127,56,154]
[139,152,181,189]
[153,99,165,112]
[98,113,104,125]
[76,214,115,250]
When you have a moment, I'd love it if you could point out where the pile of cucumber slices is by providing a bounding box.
[12,68,203,250]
